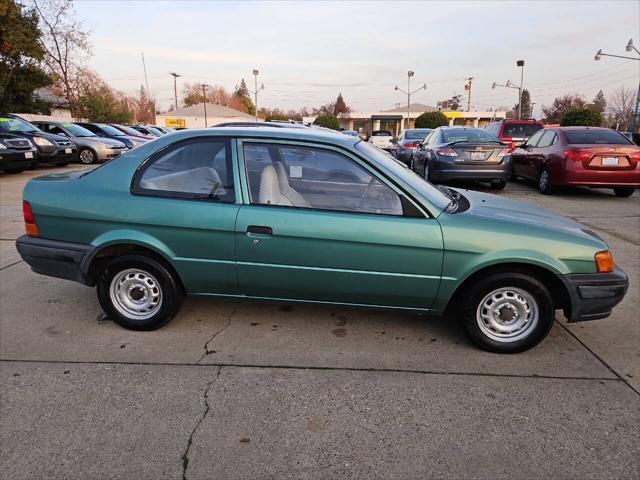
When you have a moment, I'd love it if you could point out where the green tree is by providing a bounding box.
[233,78,255,115]
[542,94,585,124]
[560,106,603,127]
[75,75,132,123]
[448,94,462,111]
[591,90,606,115]
[517,89,532,119]
[0,0,52,112]
[414,111,449,129]
[313,114,340,130]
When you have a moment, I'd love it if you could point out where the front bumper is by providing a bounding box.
[0,150,38,170]
[16,235,94,285]
[395,150,414,165]
[560,266,629,322]
[37,146,78,165]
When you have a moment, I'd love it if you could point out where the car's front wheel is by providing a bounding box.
[490,179,507,190]
[79,147,97,164]
[97,254,184,330]
[613,187,635,198]
[460,272,555,353]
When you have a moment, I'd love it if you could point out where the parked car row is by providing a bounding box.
[388,121,639,197]
[0,114,173,173]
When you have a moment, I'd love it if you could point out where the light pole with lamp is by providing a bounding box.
[492,80,521,118]
[595,39,640,133]
[251,69,265,123]
[395,70,426,130]
[516,60,525,119]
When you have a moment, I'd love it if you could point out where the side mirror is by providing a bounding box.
[524,143,533,152]
[391,138,397,143]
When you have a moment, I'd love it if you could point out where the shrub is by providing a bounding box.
[313,114,340,130]
[414,111,449,129]
[560,107,603,127]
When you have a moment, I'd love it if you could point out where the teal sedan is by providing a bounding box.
[16,127,628,352]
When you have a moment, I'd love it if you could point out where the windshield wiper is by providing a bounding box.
[435,185,460,212]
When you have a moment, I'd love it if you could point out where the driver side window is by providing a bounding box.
[243,143,403,216]
[526,130,545,148]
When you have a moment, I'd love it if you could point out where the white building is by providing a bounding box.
[303,103,506,137]
[156,103,258,129]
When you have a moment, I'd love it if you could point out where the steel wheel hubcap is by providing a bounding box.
[109,268,162,320]
[476,287,539,343]
[80,150,94,164]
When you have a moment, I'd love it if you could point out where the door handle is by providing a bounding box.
[246,225,272,235]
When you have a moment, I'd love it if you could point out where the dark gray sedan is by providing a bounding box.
[412,126,512,190]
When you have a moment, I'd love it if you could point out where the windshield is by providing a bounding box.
[96,123,126,136]
[372,130,392,136]
[565,130,632,145]
[405,129,432,140]
[146,126,163,136]
[0,116,41,133]
[502,123,543,138]
[61,123,96,137]
[355,141,450,212]
[442,128,499,143]
[116,124,144,136]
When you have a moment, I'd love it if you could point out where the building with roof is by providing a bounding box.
[155,103,258,129]
[303,104,506,137]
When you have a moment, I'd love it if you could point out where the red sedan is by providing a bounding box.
[511,127,639,197]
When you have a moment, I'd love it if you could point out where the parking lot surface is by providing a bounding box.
[1,166,639,479]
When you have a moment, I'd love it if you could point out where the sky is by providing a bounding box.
[72,0,640,117]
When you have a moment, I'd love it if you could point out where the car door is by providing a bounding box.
[415,130,437,175]
[234,139,444,310]
[131,136,241,295]
[512,129,545,179]
[530,130,557,177]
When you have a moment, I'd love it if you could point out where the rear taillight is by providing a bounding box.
[497,148,513,157]
[563,149,592,161]
[402,142,417,148]
[435,147,458,157]
[23,201,39,237]
[628,150,640,161]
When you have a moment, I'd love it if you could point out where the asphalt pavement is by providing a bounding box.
[1,166,638,479]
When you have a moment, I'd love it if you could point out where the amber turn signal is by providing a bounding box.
[24,222,39,237]
[595,250,613,273]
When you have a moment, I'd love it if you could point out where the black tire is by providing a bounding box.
[613,187,635,198]
[538,168,553,195]
[96,254,184,331]
[460,272,555,353]
[79,147,97,165]
[490,179,507,190]
[2,168,26,174]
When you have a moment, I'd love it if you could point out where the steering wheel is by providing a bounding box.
[358,176,378,209]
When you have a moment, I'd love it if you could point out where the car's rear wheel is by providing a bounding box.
[538,168,553,194]
[613,187,635,198]
[97,254,184,331]
[79,147,97,165]
[490,179,507,190]
[460,272,555,353]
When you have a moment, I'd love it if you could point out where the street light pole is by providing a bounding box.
[169,72,181,111]
[395,71,426,131]
[465,77,474,112]
[594,39,640,132]
[251,69,265,123]
[517,60,525,119]
[202,84,209,127]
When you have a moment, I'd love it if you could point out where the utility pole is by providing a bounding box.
[169,72,181,111]
[465,77,473,112]
[141,52,154,123]
[251,69,265,123]
[395,71,426,130]
[202,84,209,127]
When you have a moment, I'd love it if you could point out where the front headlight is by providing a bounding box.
[33,137,54,147]
[0,143,6,150]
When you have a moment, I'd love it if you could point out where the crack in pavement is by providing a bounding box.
[197,302,238,363]
[181,366,222,480]
[0,260,23,271]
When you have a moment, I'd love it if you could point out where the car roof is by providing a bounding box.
[556,126,613,131]
[498,119,543,124]
[164,126,359,147]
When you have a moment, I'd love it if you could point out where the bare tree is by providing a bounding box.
[33,0,91,115]
[608,86,637,131]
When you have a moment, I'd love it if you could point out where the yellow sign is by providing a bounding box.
[165,118,185,128]
[442,111,462,118]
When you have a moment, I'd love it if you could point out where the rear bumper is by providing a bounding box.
[429,161,511,182]
[15,235,94,285]
[560,266,628,322]
[557,162,640,187]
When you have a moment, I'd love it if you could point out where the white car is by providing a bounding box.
[368,130,394,150]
